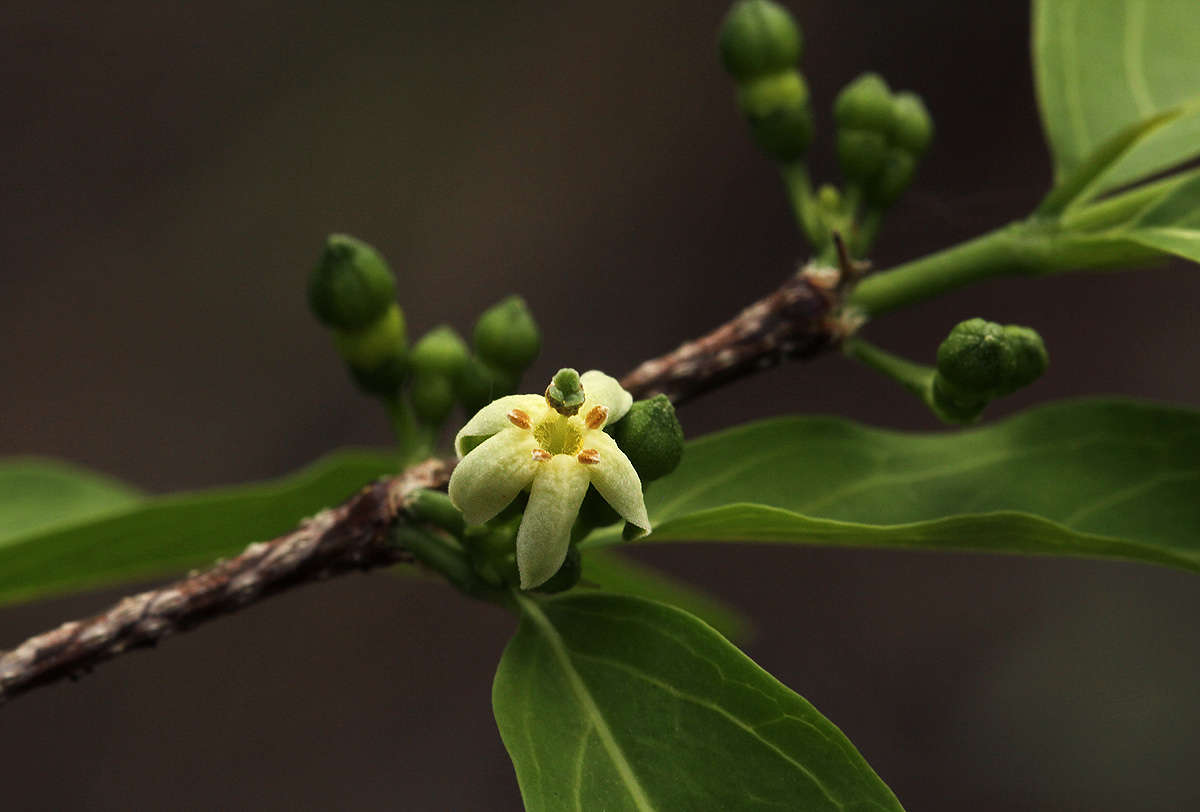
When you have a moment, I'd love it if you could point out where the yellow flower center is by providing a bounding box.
[532,413,584,456]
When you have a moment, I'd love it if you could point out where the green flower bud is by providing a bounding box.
[333,303,409,395]
[889,92,933,156]
[609,394,685,482]
[816,183,841,212]
[455,355,521,414]
[718,0,802,84]
[308,234,397,331]
[332,304,406,368]
[463,520,520,588]
[834,73,893,132]
[532,545,582,594]
[930,320,1049,423]
[936,318,1017,399]
[836,130,890,187]
[473,296,541,373]
[545,367,586,416]
[1000,325,1049,393]
[411,372,457,426]
[737,71,813,162]
[859,93,932,208]
[864,151,917,209]
[411,324,470,378]
[930,375,989,424]
[834,73,893,183]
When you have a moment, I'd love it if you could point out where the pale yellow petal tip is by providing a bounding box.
[446,464,493,526]
[453,394,547,457]
[516,538,569,590]
[518,568,550,591]
[448,429,538,525]
[580,370,633,424]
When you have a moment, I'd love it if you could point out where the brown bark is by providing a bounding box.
[620,264,841,404]
[0,459,451,703]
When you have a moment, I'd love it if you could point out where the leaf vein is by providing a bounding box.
[1062,0,1092,159]
[568,650,848,811]
[1123,0,1156,115]
[554,603,783,707]
[517,594,657,812]
[1059,470,1200,526]
[574,725,592,812]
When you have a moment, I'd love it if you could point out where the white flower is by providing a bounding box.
[448,369,650,589]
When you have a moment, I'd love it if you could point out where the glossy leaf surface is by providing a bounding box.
[584,400,1200,574]
[1034,0,1200,196]
[494,592,903,811]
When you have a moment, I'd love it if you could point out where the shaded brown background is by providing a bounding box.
[3,1,1199,809]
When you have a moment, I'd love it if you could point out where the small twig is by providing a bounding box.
[621,264,842,404]
[1,267,850,704]
[831,231,871,293]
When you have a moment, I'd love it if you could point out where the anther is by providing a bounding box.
[507,408,532,430]
[577,448,600,465]
[531,448,553,462]
[585,405,608,430]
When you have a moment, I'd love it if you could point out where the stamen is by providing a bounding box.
[585,405,608,430]
[531,448,552,462]
[577,448,600,465]
[507,408,532,430]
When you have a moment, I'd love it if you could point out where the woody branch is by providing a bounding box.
[0,262,847,704]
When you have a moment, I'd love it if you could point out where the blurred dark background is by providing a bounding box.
[3,1,1199,809]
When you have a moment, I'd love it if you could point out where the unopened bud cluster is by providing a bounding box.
[719,0,812,163]
[932,319,1049,423]
[309,234,541,439]
[310,235,409,395]
[718,1,934,260]
[834,73,933,210]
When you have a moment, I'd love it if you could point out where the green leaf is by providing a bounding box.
[494,592,903,811]
[580,548,752,642]
[1035,108,1180,216]
[1059,166,1200,234]
[0,450,400,607]
[1120,171,1200,262]
[1034,0,1200,196]
[0,458,143,545]
[583,399,1200,574]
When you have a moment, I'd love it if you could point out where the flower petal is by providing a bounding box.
[584,430,651,536]
[516,455,590,589]
[453,394,548,457]
[580,370,633,426]
[448,428,539,525]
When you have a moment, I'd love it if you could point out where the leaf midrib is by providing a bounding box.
[515,593,657,812]
[568,649,848,811]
